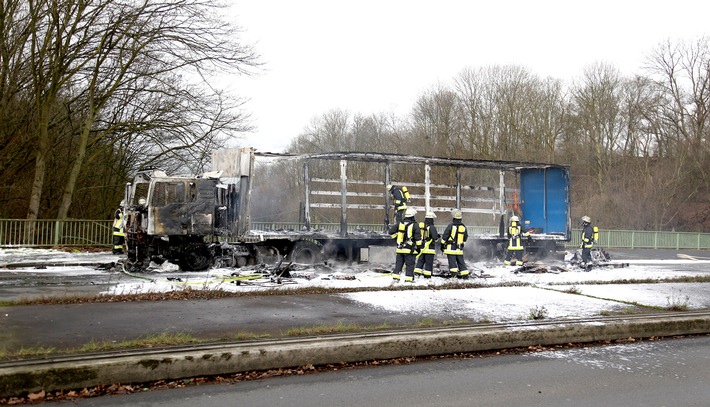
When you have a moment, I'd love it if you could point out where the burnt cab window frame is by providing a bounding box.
[151,181,186,207]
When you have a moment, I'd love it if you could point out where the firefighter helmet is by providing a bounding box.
[386,184,393,191]
[581,215,591,224]
[510,215,519,222]
[452,209,463,219]
[119,200,125,207]
[138,198,146,205]
[425,211,436,219]
[405,207,417,218]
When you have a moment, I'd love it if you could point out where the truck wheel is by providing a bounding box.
[290,241,323,264]
[180,246,211,271]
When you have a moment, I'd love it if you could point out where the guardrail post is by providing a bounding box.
[54,220,61,247]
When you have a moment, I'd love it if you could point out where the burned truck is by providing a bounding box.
[122,148,571,271]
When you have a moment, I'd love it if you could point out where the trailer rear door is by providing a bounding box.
[519,167,570,238]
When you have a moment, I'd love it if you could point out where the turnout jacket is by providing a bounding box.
[418,218,439,255]
[441,219,467,256]
[389,216,422,254]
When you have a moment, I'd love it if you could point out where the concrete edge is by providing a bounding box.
[2,314,710,397]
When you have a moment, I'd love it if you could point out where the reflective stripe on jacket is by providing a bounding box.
[581,224,598,249]
[442,222,467,255]
[508,221,523,250]
[418,221,438,255]
[392,219,422,254]
[113,210,125,237]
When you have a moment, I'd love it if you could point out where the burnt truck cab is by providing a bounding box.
[123,149,254,271]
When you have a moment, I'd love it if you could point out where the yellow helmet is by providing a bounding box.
[452,209,463,219]
[582,215,591,223]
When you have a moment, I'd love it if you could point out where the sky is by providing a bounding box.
[224,0,710,153]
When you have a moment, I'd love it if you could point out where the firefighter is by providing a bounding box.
[112,200,125,255]
[387,184,410,224]
[504,215,525,266]
[580,215,598,266]
[414,212,439,278]
[388,207,422,283]
[441,209,469,278]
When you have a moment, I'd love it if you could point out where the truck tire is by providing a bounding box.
[290,241,323,264]
[180,245,211,271]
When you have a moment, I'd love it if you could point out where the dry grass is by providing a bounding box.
[285,321,392,337]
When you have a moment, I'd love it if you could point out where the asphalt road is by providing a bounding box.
[60,335,710,407]
[0,294,423,351]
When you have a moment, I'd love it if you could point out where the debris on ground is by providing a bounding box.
[323,274,357,281]
[513,262,569,274]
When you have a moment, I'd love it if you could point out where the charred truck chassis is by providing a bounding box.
[122,148,571,271]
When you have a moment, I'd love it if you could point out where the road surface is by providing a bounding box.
[65,335,710,407]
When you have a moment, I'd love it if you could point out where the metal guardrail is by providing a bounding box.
[566,228,710,250]
[249,222,710,250]
[1,219,709,250]
[0,219,113,247]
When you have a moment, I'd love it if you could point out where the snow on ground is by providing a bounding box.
[2,248,710,322]
[341,286,624,322]
[0,247,114,265]
[550,283,710,309]
[524,340,672,375]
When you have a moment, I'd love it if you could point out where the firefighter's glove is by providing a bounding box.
[458,243,464,250]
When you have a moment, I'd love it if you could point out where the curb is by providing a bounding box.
[2,312,710,396]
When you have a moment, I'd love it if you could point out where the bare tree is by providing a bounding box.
[526,76,566,163]
[453,67,492,158]
[25,0,80,221]
[410,84,461,158]
[646,37,710,195]
[55,0,257,219]
[453,65,564,163]
[10,0,257,220]
[569,62,624,193]
[0,0,34,216]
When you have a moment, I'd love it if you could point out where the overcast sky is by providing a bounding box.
[226,0,709,153]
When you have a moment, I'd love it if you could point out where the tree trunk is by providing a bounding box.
[56,121,91,220]
[26,106,50,221]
